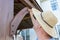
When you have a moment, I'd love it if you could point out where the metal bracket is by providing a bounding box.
[10,7,29,36]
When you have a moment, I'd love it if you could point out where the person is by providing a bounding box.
[29,9,59,40]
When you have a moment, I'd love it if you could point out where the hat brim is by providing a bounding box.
[31,8,58,38]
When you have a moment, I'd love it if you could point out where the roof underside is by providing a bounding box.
[14,0,43,30]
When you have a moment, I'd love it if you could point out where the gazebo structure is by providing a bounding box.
[0,0,43,40]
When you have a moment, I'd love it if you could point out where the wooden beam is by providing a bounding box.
[10,7,29,35]
[19,0,35,8]
[0,0,14,40]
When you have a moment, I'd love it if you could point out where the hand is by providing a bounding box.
[29,9,51,40]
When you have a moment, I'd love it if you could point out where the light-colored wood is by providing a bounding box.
[10,7,28,35]
[0,0,14,40]
[24,0,35,8]
[20,0,35,8]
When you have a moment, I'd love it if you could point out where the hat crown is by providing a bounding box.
[42,11,58,27]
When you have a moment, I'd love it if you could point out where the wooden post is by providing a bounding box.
[0,0,14,40]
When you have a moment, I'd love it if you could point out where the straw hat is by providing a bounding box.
[31,8,58,38]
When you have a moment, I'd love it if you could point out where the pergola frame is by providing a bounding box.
[0,0,43,40]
